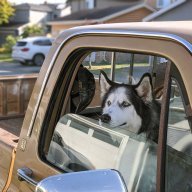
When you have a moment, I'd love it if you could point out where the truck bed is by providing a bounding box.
[0,117,23,147]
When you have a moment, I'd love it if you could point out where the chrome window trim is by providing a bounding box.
[27,29,192,137]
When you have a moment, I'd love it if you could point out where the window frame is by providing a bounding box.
[11,25,192,192]
[38,47,168,176]
[32,31,192,192]
[38,49,89,165]
[158,62,192,192]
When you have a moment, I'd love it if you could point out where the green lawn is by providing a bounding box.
[84,63,149,76]
[0,53,13,62]
[84,63,148,70]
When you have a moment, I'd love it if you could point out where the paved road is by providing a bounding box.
[0,61,41,76]
[0,61,148,80]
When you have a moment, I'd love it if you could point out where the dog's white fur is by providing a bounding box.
[102,87,142,131]
[100,72,153,133]
[135,76,153,103]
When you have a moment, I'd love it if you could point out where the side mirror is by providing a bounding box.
[36,169,127,192]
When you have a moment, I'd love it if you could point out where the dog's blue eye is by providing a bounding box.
[122,101,130,107]
[107,100,111,106]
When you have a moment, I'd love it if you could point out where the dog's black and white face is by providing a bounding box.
[99,71,153,132]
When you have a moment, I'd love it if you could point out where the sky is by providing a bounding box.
[9,0,67,4]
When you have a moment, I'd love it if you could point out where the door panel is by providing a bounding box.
[7,31,192,191]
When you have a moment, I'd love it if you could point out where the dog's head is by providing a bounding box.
[99,70,153,130]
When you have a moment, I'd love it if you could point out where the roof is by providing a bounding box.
[49,2,154,25]
[56,5,138,21]
[143,0,188,21]
[58,21,192,44]
[43,3,67,10]
[14,3,53,12]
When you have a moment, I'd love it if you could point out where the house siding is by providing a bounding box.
[11,10,30,23]
[106,8,152,23]
[95,0,138,9]
[50,8,152,37]
[145,0,178,9]
[70,0,141,12]
[71,0,86,12]
[152,1,192,21]
[51,24,78,37]
[29,10,50,24]
[145,0,157,9]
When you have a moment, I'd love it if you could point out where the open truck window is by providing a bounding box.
[165,73,192,191]
[40,50,168,191]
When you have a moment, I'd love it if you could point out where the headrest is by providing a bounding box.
[71,66,95,113]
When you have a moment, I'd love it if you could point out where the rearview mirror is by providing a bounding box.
[36,169,127,192]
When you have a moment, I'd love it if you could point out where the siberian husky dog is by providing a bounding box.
[99,71,161,142]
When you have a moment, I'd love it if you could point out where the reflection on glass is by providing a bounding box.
[47,114,157,191]
[166,79,192,191]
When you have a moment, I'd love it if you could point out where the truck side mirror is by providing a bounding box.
[36,169,128,192]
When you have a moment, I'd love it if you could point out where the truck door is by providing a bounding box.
[158,64,192,192]
[6,29,192,192]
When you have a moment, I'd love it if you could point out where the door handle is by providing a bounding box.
[17,167,38,187]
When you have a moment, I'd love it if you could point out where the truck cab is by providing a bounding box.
[1,21,192,192]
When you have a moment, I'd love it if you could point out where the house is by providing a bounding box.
[48,1,155,37]
[143,0,191,21]
[68,0,140,12]
[68,0,179,12]
[0,3,70,45]
[48,0,181,37]
[145,0,179,9]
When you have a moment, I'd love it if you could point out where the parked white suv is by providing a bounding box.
[12,36,54,66]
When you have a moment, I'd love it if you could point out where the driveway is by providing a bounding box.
[0,61,41,76]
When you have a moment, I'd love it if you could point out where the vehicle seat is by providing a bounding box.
[71,66,96,114]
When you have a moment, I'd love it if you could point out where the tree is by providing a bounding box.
[0,0,15,25]
[21,25,45,38]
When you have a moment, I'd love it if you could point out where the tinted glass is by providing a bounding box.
[16,41,27,46]
[165,79,192,192]
[44,50,168,191]
[33,39,52,46]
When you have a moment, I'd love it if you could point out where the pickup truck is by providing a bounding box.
[1,21,192,192]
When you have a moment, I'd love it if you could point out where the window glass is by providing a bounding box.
[47,113,158,191]
[85,0,95,9]
[82,51,112,79]
[113,52,130,83]
[16,41,27,46]
[33,39,52,46]
[44,50,168,191]
[165,78,192,191]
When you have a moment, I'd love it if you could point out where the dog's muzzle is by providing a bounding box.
[100,114,111,123]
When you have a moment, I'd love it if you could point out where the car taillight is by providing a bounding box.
[21,48,29,52]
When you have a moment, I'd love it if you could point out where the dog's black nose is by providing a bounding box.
[101,114,111,123]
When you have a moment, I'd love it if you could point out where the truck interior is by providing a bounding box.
[43,50,192,191]
[0,49,191,191]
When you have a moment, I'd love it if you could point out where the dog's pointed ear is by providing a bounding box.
[99,70,112,99]
[135,73,153,103]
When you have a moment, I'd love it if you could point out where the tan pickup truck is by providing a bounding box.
[1,21,192,192]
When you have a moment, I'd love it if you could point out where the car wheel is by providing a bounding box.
[33,54,45,66]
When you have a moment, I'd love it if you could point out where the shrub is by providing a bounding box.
[0,47,6,53]
[2,35,19,53]
[21,25,45,38]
